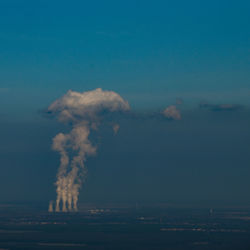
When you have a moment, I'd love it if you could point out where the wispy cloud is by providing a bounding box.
[199,102,243,112]
[0,88,10,93]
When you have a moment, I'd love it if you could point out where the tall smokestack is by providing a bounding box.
[47,88,130,212]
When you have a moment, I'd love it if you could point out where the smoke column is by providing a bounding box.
[48,88,130,212]
[48,201,54,212]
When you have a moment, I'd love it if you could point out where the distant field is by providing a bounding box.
[0,204,250,249]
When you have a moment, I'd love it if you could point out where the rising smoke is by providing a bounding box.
[48,200,54,212]
[48,88,130,212]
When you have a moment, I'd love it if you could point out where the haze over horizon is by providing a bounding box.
[0,0,250,208]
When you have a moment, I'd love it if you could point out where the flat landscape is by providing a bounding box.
[0,204,250,250]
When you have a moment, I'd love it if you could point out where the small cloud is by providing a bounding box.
[162,105,181,120]
[199,102,242,112]
[112,124,120,135]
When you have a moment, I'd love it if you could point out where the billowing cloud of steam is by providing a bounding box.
[162,105,181,120]
[48,88,130,212]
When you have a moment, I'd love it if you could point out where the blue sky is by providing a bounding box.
[0,0,250,119]
[0,1,250,205]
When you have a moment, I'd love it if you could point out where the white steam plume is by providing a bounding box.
[48,88,129,212]
[48,201,54,212]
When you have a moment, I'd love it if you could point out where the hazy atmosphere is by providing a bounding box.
[0,0,250,207]
[1,2,250,249]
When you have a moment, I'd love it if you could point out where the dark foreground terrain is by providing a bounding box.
[0,203,250,250]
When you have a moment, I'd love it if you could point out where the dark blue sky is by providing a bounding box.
[1,0,250,116]
[0,0,249,206]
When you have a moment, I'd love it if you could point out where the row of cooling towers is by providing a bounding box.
[48,200,77,212]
